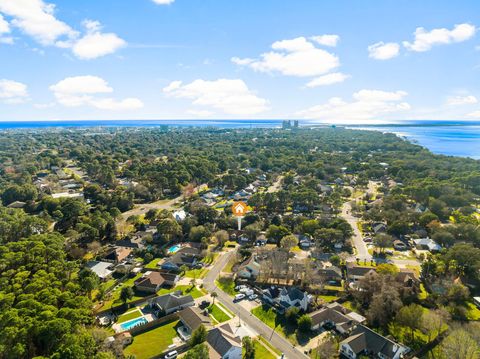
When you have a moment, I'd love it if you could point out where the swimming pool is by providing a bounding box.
[167,245,181,254]
[120,317,148,331]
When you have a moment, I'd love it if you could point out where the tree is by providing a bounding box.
[280,234,298,251]
[329,254,341,266]
[297,314,312,332]
[376,263,399,276]
[395,304,424,342]
[285,307,300,323]
[373,233,393,253]
[367,283,402,328]
[421,309,449,343]
[189,324,207,347]
[157,218,181,242]
[78,268,99,299]
[211,292,218,305]
[266,225,290,243]
[242,336,255,359]
[214,230,229,248]
[440,328,479,359]
[184,343,209,359]
[120,286,134,306]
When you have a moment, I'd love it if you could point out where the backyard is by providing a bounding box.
[123,320,179,359]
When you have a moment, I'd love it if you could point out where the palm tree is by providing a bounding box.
[211,291,218,305]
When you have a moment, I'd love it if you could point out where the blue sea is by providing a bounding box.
[1,119,480,159]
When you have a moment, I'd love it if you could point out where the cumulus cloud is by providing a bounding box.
[368,42,400,60]
[306,72,350,88]
[232,36,340,78]
[446,95,478,106]
[72,20,126,60]
[0,79,28,103]
[403,23,476,52]
[152,0,175,4]
[0,1,125,59]
[50,75,143,110]
[163,78,269,115]
[310,34,340,47]
[468,110,480,118]
[297,89,410,123]
[0,13,13,43]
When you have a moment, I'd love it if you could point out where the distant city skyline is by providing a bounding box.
[1,0,480,123]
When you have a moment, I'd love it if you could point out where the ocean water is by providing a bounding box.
[1,120,480,159]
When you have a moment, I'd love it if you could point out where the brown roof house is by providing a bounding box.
[134,271,179,293]
[177,306,212,341]
[309,302,366,334]
[206,322,242,359]
[103,246,132,264]
[346,263,377,283]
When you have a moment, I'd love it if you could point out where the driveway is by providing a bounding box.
[204,251,309,359]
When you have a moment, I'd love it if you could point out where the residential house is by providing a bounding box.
[346,263,376,283]
[173,209,187,221]
[177,306,212,340]
[372,222,387,234]
[309,302,365,334]
[413,238,442,252]
[134,271,179,293]
[6,201,26,209]
[340,324,410,359]
[161,247,202,271]
[278,287,310,311]
[103,246,132,264]
[262,286,281,305]
[149,291,194,316]
[237,256,261,279]
[206,322,242,359]
[317,265,343,284]
[393,240,408,251]
[86,261,113,281]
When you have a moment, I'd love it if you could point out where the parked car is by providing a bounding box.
[239,287,250,293]
[245,289,254,296]
[235,285,247,291]
[199,300,210,309]
[164,350,178,359]
[234,293,245,301]
[363,237,372,242]
[248,294,258,300]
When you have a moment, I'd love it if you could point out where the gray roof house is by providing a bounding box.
[340,324,410,359]
[161,247,202,271]
[278,287,310,311]
[177,306,212,340]
[206,322,242,359]
[149,291,194,315]
[309,302,365,334]
[346,263,377,283]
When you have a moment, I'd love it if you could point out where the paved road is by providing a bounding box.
[204,251,309,359]
[341,200,371,260]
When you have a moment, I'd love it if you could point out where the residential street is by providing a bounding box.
[341,200,372,260]
[204,251,309,359]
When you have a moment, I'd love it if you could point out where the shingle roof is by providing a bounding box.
[151,291,194,311]
[206,323,241,358]
[178,306,211,331]
[280,287,306,301]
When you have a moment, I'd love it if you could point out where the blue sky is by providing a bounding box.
[0,0,479,123]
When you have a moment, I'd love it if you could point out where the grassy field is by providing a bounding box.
[184,267,209,279]
[215,276,236,296]
[123,320,179,359]
[208,303,232,323]
[251,338,277,359]
[144,258,162,269]
[318,294,340,303]
[117,309,143,323]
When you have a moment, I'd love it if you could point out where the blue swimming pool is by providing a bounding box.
[120,317,148,331]
[167,245,181,254]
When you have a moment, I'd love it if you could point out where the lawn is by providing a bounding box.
[144,257,162,269]
[223,255,237,273]
[208,303,232,323]
[184,267,209,279]
[251,339,277,359]
[257,336,281,356]
[465,302,480,320]
[117,309,143,323]
[123,320,179,359]
[215,276,236,296]
[318,295,339,303]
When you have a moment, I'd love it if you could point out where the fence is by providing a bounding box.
[129,312,180,336]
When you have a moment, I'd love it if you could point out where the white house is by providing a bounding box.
[278,287,310,311]
[206,323,242,359]
[237,256,261,279]
[414,238,442,252]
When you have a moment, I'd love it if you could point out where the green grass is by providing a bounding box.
[251,339,277,359]
[223,255,237,273]
[123,320,179,359]
[318,295,339,303]
[96,273,145,310]
[215,277,236,296]
[144,258,162,269]
[418,283,428,300]
[341,300,357,312]
[117,309,143,323]
[208,303,232,323]
[184,267,209,279]
[257,336,281,355]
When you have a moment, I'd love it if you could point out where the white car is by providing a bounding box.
[248,294,258,300]
[164,350,178,359]
[235,285,247,291]
[234,293,246,301]
[244,289,254,296]
[239,287,250,293]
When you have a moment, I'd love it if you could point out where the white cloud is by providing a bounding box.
[0,13,9,33]
[446,95,478,106]
[72,20,126,60]
[50,75,143,110]
[163,78,269,115]
[368,42,400,60]
[232,36,339,78]
[403,23,476,52]
[297,89,410,123]
[306,72,350,88]
[310,34,340,47]
[0,1,125,59]
[187,109,213,117]
[0,0,77,45]
[0,79,28,103]
[468,110,480,118]
[152,0,175,4]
